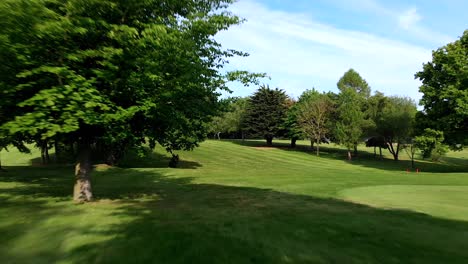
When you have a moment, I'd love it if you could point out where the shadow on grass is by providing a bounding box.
[1,166,468,263]
[116,148,202,169]
[229,140,468,173]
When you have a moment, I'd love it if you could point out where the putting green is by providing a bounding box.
[339,185,468,221]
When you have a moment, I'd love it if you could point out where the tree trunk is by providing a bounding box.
[216,132,221,140]
[347,150,352,160]
[353,143,358,157]
[310,140,314,149]
[290,138,297,148]
[316,138,320,156]
[0,151,4,172]
[73,141,93,202]
[266,136,273,146]
[373,146,376,158]
[55,141,60,163]
[241,131,245,141]
[379,147,382,160]
[45,146,50,164]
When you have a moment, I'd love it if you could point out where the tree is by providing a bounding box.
[297,90,333,156]
[415,30,468,149]
[0,0,260,202]
[338,69,371,99]
[376,97,417,161]
[337,69,371,155]
[283,99,304,148]
[244,85,288,146]
[414,129,447,161]
[208,97,248,139]
[335,89,363,160]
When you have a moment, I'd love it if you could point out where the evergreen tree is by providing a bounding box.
[244,85,288,146]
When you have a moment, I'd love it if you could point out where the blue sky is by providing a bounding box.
[217,0,467,103]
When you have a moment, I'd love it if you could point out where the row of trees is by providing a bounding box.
[210,30,468,158]
[210,69,422,161]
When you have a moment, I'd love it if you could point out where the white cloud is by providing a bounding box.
[398,8,422,29]
[218,0,434,101]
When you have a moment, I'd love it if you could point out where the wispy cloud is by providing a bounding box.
[398,8,422,30]
[218,0,439,101]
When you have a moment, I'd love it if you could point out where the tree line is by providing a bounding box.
[209,64,463,163]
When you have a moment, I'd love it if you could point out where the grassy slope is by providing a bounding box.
[1,140,468,263]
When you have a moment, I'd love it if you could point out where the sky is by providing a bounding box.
[217,0,467,103]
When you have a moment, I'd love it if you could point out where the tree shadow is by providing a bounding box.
[229,140,468,173]
[109,148,202,169]
[1,167,468,263]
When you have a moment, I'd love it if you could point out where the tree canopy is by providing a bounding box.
[415,30,468,149]
[0,0,260,201]
[244,85,288,146]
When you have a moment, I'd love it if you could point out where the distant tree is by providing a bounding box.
[402,138,418,168]
[338,69,371,99]
[282,99,304,148]
[0,0,261,202]
[415,30,468,149]
[208,97,248,139]
[335,89,363,160]
[376,97,417,161]
[414,129,447,161]
[337,69,370,155]
[244,85,288,146]
[297,90,333,156]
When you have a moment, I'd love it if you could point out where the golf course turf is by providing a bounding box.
[1,140,467,263]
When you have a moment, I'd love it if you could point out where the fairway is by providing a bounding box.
[1,140,468,263]
[340,185,468,221]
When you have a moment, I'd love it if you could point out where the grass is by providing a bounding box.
[1,139,468,263]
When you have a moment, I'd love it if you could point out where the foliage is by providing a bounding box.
[337,68,371,98]
[296,89,333,156]
[244,85,288,145]
[0,0,260,201]
[414,129,447,161]
[207,97,248,139]
[375,96,417,161]
[335,89,363,159]
[415,30,468,149]
[282,99,304,147]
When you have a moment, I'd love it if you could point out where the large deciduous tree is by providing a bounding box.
[0,0,260,202]
[244,85,288,146]
[297,89,333,156]
[376,96,417,161]
[415,30,468,149]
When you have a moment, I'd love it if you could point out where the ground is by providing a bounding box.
[1,140,468,263]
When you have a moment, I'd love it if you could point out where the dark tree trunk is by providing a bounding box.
[290,138,297,148]
[73,141,93,202]
[266,136,273,146]
[45,146,50,164]
[353,143,358,157]
[54,141,60,163]
[39,140,50,164]
[310,140,314,149]
[374,146,376,158]
[316,138,320,156]
[241,131,245,141]
[379,147,382,160]
[387,141,400,161]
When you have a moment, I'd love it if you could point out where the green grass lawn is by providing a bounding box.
[1,140,468,263]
